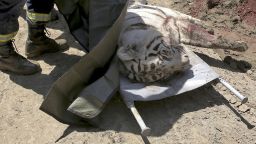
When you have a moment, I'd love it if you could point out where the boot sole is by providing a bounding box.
[26,43,69,59]
[0,66,41,75]
[26,49,60,59]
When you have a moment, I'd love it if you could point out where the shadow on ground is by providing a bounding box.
[8,52,81,96]
[55,85,254,143]
[195,52,252,73]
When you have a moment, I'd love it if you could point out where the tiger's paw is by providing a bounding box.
[232,41,248,52]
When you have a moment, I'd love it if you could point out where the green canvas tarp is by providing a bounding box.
[40,0,128,125]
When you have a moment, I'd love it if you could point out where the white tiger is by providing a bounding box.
[117,4,248,83]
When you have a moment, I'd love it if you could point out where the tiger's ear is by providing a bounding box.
[117,46,134,61]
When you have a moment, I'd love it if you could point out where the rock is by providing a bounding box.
[224,50,230,55]
[250,108,255,115]
[239,0,245,3]
[253,117,256,123]
[223,0,238,7]
[207,28,215,35]
[215,82,223,88]
[223,0,232,6]
[224,93,233,101]
[234,102,242,107]
[238,104,250,112]
[207,0,220,9]
[221,86,227,91]
[247,70,253,75]
[187,0,193,4]
[112,135,124,143]
[229,97,237,104]
[215,127,222,132]
[173,0,181,4]
[235,117,241,121]
[232,15,241,24]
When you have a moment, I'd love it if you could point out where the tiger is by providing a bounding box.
[117,3,248,83]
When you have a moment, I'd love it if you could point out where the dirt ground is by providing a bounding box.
[0,0,256,144]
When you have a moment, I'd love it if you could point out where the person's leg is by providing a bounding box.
[0,0,21,41]
[0,0,40,74]
[26,0,54,23]
[25,0,67,58]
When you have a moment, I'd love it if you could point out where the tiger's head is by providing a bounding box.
[117,25,190,83]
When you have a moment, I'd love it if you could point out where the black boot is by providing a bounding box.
[25,23,68,58]
[0,41,41,75]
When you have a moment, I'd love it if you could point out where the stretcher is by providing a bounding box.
[120,47,248,136]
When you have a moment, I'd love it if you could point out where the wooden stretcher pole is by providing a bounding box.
[218,78,248,104]
[128,103,151,136]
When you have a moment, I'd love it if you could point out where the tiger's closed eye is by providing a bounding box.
[161,40,169,48]
[128,44,137,51]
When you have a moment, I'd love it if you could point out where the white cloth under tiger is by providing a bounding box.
[120,47,219,106]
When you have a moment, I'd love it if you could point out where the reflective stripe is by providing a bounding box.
[27,11,51,22]
[0,32,17,42]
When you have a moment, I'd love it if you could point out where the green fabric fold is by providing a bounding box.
[40,0,128,125]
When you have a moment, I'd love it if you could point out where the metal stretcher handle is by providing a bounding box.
[129,104,151,136]
[218,78,248,104]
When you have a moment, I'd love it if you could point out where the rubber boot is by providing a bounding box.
[25,23,68,58]
[0,41,41,75]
